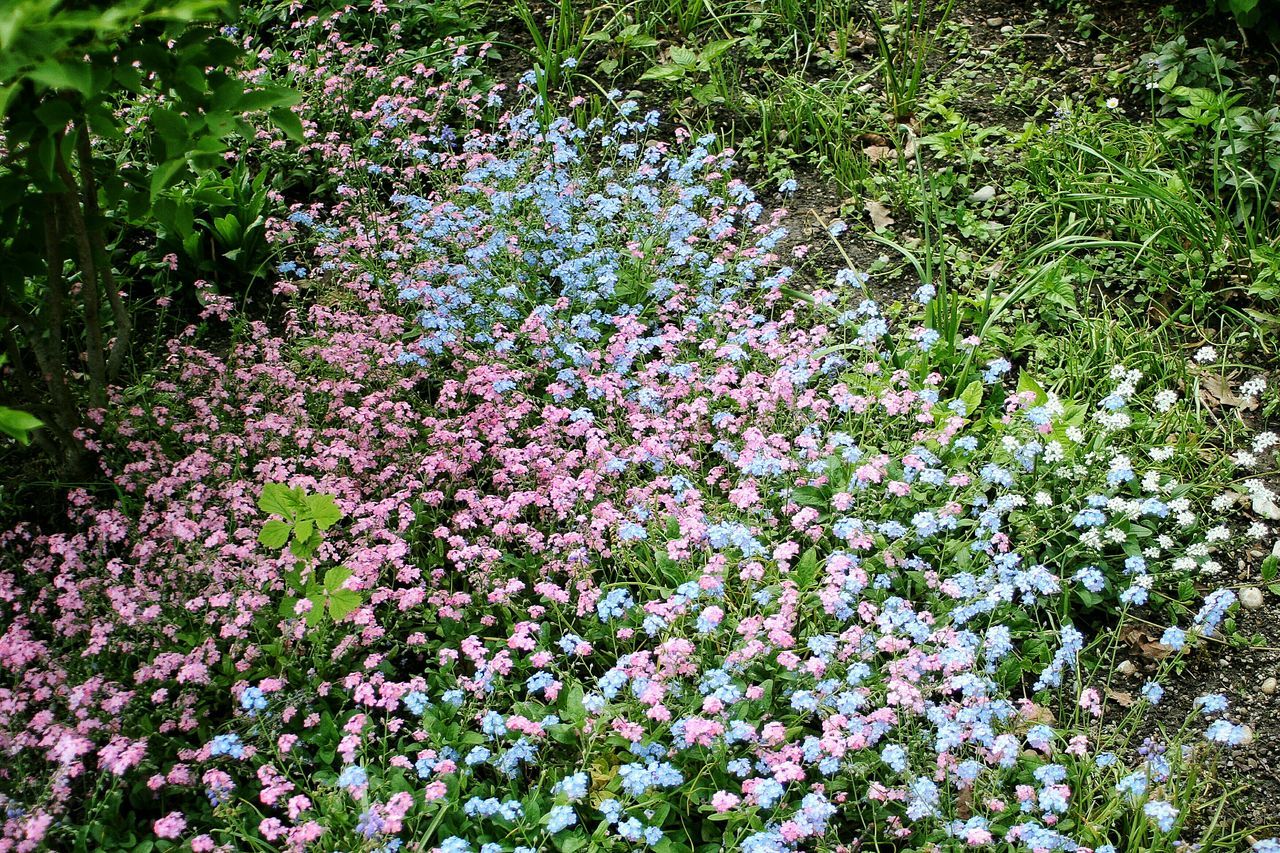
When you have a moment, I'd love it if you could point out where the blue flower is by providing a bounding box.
[547,805,577,833]
[337,765,368,791]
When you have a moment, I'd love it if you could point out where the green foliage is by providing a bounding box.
[0,406,43,445]
[1208,0,1280,35]
[861,0,957,122]
[256,483,362,629]
[0,0,297,468]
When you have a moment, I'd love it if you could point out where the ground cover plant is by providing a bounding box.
[2,1,1280,852]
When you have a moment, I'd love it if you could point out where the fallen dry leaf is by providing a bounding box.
[863,137,917,163]
[865,199,894,231]
[1191,367,1259,410]
[1105,686,1135,708]
[1119,626,1172,662]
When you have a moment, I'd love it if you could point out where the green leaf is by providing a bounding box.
[259,483,298,517]
[958,379,983,417]
[293,518,313,544]
[150,158,187,200]
[639,64,687,82]
[270,106,304,142]
[327,589,361,621]
[306,493,343,529]
[0,406,43,444]
[324,566,353,592]
[1015,370,1048,406]
[239,85,301,112]
[29,59,95,95]
[304,595,326,627]
[794,547,818,588]
[257,519,292,549]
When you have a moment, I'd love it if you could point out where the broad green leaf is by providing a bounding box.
[958,379,983,417]
[257,519,292,549]
[304,595,326,627]
[258,483,296,517]
[794,547,818,588]
[327,589,361,621]
[238,85,301,112]
[324,566,353,592]
[306,493,343,529]
[0,406,43,444]
[270,106,304,142]
[293,518,313,544]
[1015,370,1048,406]
[150,158,187,200]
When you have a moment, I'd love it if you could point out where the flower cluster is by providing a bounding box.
[0,8,1274,853]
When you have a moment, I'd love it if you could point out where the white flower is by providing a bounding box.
[1149,446,1175,462]
[1240,376,1267,398]
[1105,96,1120,109]
[1187,541,1210,556]
[1043,441,1064,463]
[1153,390,1178,412]
[1246,522,1268,538]
[1245,479,1277,501]
[1201,560,1221,576]
[1211,493,1237,511]
[1234,451,1257,468]
[1143,546,1163,558]
[1177,511,1196,526]
[1142,471,1162,493]
[1194,345,1218,363]
[1252,431,1278,454]
[1109,364,1129,380]
[1205,525,1229,542]
[1169,498,1191,513]
[1065,427,1085,443]
[1035,491,1053,507]
[1157,534,1174,549]
[1094,411,1132,431]
[1105,527,1129,544]
[1173,556,1197,572]
[1080,529,1103,549]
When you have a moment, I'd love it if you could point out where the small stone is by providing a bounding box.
[969,185,996,203]
[1262,677,1277,695]
[1093,53,1107,65]
[1116,660,1137,676]
[1272,539,1280,559]
[1253,492,1280,520]
[1240,587,1266,609]
[1000,25,1013,34]
[986,17,1004,26]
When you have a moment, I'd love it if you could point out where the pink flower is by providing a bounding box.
[153,812,186,839]
[711,791,740,812]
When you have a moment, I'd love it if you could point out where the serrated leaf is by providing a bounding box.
[327,589,361,621]
[293,518,313,544]
[304,595,326,627]
[258,519,292,549]
[324,566,353,592]
[258,483,299,517]
[306,493,343,529]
